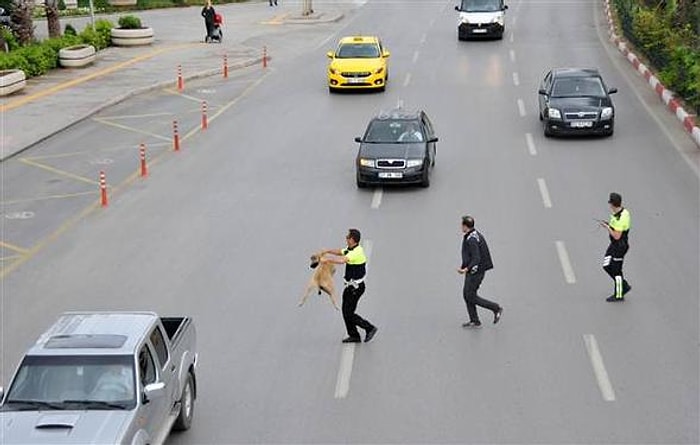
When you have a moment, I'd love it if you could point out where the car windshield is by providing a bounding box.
[551,77,606,98]
[336,43,380,59]
[2,355,136,411]
[364,119,424,143]
[461,0,502,12]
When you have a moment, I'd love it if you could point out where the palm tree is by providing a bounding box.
[9,0,34,45]
[44,0,60,38]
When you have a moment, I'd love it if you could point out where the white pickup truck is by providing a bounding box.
[0,312,198,445]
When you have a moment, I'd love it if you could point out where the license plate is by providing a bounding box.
[472,29,487,33]
[570,121,593,128]
[347,78,364,84]
[379,172,403,179]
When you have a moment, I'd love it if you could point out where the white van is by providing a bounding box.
[455,0,508,40]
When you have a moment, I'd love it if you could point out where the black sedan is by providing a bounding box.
[355,108,437,188]
[538,68,617,137]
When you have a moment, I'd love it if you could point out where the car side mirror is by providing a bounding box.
[143,382,165,404]
[454,5,460,11]
[504,4,509,9]
[383,51,391,58]
[428,137,439,143]
[608,87,618,94]
[326,50,334,59]
[0,386,4,402]
[538,88,547,95]
[354,137,362,143]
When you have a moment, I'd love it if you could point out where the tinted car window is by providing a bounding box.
[552,77,606,98]
[336,43,380,59]
[365,119,424,143]
[461,0,502,12]
[138,346,157,385]
[150,327,169,368]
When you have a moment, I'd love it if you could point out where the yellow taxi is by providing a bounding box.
[327,36,390,92]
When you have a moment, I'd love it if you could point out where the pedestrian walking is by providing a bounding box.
[269,0,278,6]
[201,0,216,42]
[600,192,631,302]
[458,215,503,328]
[322,229,378,343]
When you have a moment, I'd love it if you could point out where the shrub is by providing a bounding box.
[0,26,19,51]
[45,34,82,53]
[632,7,671,67]
[64,23,78,36]
[118,15,142,29]
[80,19,112,49]
[659,46,700,111]
[0,51,31,72]
[58,0,66,10]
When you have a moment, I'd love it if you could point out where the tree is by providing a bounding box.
[9,0,34,45]
[45,0,60,38]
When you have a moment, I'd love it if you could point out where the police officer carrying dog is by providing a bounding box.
[458,216,503,328]
[600,192,631,302]
[322,229,378,343]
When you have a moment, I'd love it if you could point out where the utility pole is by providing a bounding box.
[302,0,312,16]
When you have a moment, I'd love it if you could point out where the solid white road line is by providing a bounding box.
[583,334,617,402]
[334,344,356,399]
[371,188,383,209]
[555,241,577,284]
[517,99,526,117]
[412,51,419,64]
[513,72,520,86]
[537,178,552,208]
[403,73,412,87]
[525,132,537,155]
[509,49,516,63]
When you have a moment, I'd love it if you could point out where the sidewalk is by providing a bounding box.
[0,1,344,161]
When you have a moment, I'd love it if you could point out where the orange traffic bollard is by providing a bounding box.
[177,64,184,91]
[263,46,268,69]
[223,53,229,78]
[173,120,181,151]
[201,101,208,130]
[99,171,108,207]
[139,143,148,177]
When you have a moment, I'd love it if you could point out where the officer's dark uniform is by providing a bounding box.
[341,244,375,341]
[462,229,501,325]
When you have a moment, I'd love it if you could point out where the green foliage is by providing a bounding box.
[44,35,82,53]
[0,44,58,76]
[0,52,31,72]
[659,46,700,110]
[117,14,143,29]
[0,26,19,51]
[632,7,671,66]
[64,24,77,36]
[80,19,113,49]
[58,0,67,10]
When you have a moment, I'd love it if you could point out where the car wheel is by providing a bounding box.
[356,174,367,189]
[173,372,195,431]
[543,125,552,138]
[604,128,614,137]
[420,170,430,188]
[539,111,543,121]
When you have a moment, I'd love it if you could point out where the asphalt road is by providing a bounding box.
[1,0,698,443]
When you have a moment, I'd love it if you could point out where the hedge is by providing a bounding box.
[0,19,113,76]
[613,0,700,113]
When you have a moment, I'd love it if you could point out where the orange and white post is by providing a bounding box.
[177,64,184,91]
[99,171,108,207]
[223,53,229,78]
[139,143,148,177]
[263,46,268,69]
[201,101,208,130]
[173,120,181,151]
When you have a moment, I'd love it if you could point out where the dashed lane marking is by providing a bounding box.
[403,73,412,87]
[509,49,516,63]
[583,334,616,402]
[555,241,577,284]
[412,51,419,64]
[513,72,520,86]
[537,178,552,208]
[371,188,383,209]
[517,99,526,117]
[526,132,537,155]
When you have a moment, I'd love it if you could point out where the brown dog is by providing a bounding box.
[299,252,340,310]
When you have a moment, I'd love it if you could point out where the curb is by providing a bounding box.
[603,0,700,147]
[2,56,263,162]
[284,12,344,24]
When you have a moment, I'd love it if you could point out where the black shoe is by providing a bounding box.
[462,321,482,328]
[623,281,631,295]
[364,326,378,343]
[342,336,361,343]
[493,307,503,324]
[605,295,624,302]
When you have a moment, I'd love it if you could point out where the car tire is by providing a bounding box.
[539,111,543,121]
[543,125,553,138]
[420,170,430,188]
[356,174,367,189]
[173,372,195,431]
[604,128,614,137]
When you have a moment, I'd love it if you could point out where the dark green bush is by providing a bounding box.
[118,15,143,29]
[0,26,19,51]
[44,35,82,53]
[0,52,31,72]
[58,0,66,10]
[80,19,113,49]
[64,23,78,36]
[659,46,700,109]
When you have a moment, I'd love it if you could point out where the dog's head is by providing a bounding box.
[310,253,321,269]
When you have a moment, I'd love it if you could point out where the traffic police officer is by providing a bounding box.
[600,192,631,302]
[322,229,378,343]
[458,216,503,328]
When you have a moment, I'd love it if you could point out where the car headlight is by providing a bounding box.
[406,159,423,168]
[492,15,504,25]
[359,159,375,168]
[460,17,469,24]
[375,67,384,74]
[600,107,613,119]
[329,67,337,75]
[548,108,562,119]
